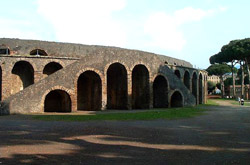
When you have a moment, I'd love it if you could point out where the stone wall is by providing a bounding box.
[0,55,77,100]
[0,38,207,115]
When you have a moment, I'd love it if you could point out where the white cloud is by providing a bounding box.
[37,0,127,47]
[144,7,225,51]
[0,18,42,40]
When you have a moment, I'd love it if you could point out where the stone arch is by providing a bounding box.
[170,90,184,107]
[153,75,169,108]
[0,66,2,101]
[199,73,203,104]
[132,64,150,109]
[77,70,102,111]
[43,62,63,75]
[174,69,181,79]
[192,72,198,103]
[30,49,48,56]
[184,70,190,90]
[11,61,34,92]
[107,62,128,109]
[0,45,10,55]
[44,90,71,112]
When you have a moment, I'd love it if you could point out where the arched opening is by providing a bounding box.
[0,66,2,101]
[199,74,203,104]
[11,61,34,92]
[44,90,71,112]
[184,71,190,90]
[30,49,48,56]
[192,72,198,103]
[107,63,128,109]
[77,71,102,111]
[0,45,10,55]
[132,65,150,109]
[174,70,181,79]
[43,62,63,76]
[171,91,183,107]
[153,75,168,108]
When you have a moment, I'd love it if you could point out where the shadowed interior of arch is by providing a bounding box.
[43,62,63,76]
[77,71,102,111]
[174,70,181,79]
[107,63,128,110]
[192,72,198,104]
[0,66,2,101]
[153,75,168,108]
[184,71,190,90]
[44,90,71,112]
[132,65,150,109]
[171,91,183,107]
[11,61,34,93]
[0,48,10,55]
[199,74,203,104]
[30,49,48,56]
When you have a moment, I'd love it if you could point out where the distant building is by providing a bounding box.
[208,75,220,84]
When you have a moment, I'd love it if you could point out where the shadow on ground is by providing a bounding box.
[0,104,250,164]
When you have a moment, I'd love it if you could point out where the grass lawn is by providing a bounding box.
[32,107,208,122]
[207,98,250,106]
[203,99,219,106]
[231,100,250,106]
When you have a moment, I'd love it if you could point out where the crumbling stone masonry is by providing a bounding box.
[0,38,207,115]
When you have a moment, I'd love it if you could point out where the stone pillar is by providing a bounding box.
[1,69,11,100]
[101,75,107,110]
[127,71,132,110]
[34,71,44,83]
[149,75,154,109]
[71,93,77,112]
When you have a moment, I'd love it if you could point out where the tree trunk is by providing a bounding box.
[241,61,244,98]
[232,61,236,98]
[245,58,250,100]
[220,75,224,98]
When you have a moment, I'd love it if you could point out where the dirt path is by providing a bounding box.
[0,100,250,164]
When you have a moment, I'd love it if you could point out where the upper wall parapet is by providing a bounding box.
[0,38,193,68]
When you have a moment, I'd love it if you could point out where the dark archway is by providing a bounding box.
[132,65,150,109]
[11,61,34,91]
[192,72,198,103]
[44,90,71,112]
[199,74,203,104]
[77,71,102,111]
[0,45,10,55]
[107,63,128,109]
[43,62,63,76]
[153,75,168,108]
[184,71,190,90]
[171,91,183,107]
[0,66,2,101]
[30,49,48,56]
[174,70,181,79]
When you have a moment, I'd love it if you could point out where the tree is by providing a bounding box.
[207,81,216,94]
[206,64,231,98]
[209,38,250,98]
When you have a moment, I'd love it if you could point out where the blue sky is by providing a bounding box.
[0,0,250,69]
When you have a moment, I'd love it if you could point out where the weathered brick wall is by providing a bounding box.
[1,50,197,114]
[0,38,208,115]
[0,55,77,100]
[0,38,193,68]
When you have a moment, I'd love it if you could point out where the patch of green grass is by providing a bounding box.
[204,99,219,106]
[32,107,207,122]
[231,100,250,106]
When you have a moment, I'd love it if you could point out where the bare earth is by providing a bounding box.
[1,100,250,164]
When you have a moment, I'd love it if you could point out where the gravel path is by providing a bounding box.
[0,100,250,164]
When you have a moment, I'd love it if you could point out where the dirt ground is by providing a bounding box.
[0,100,250,164]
